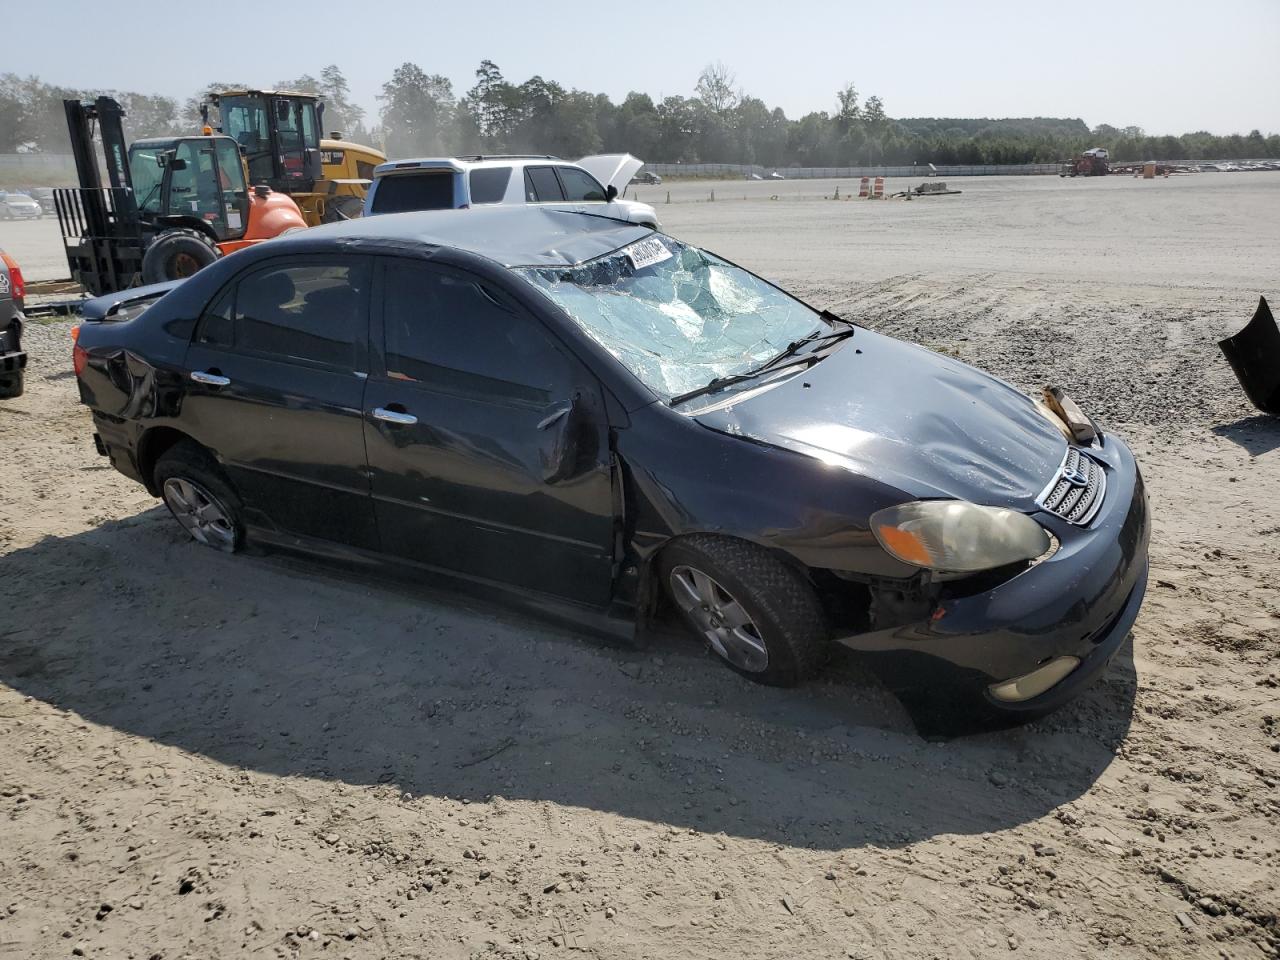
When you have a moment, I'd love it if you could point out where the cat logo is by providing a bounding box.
[321,150,345,165]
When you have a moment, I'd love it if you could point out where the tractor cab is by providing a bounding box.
[203,90,323,195]
[127,136,250,242]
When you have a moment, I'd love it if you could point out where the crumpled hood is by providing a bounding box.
[694,329,1069,505]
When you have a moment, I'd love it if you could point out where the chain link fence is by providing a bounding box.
[644,162,1060,179]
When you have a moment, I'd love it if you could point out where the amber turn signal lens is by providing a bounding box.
[875,524,932,566]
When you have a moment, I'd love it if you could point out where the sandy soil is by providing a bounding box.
[2,174,1279,960]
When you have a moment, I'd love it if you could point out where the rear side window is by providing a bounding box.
[370,172,456,214]
[469,166,512,204]
[557,167,607,201]
[200,260,369,369]
[523,167,565,203]
[381,259,570,402]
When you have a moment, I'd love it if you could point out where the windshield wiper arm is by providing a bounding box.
[668,321,855,409]
[668,357,814,407]
[756,326,855,374]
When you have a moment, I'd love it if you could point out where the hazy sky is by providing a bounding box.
[9,0,1278,135]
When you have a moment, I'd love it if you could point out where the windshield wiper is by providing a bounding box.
[668,357,815,407]
[668,322,855,408]
[756,325,855,374]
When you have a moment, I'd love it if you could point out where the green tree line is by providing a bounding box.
[2,63,1277,166]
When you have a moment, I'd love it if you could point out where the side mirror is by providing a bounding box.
[169,158,187,171]
[538,393,597,484]
[275,99,291,123]
[605,184,618,201]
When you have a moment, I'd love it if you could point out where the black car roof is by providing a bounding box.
[271,206,652,268]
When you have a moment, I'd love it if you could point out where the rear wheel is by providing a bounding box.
[0,371,22,399]
[141,228,219,284]
[659,535,828,686]
[153,441,244,553]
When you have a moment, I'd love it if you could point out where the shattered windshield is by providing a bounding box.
[515,236,827,401]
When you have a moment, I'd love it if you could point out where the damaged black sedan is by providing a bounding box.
[73,207,1149,720]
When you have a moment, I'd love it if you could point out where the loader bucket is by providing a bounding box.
[1219,296,1280,416]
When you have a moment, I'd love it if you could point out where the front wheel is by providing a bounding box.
[153,441,244,553]
[659,535,829,686]
[0,371,23,399]
[141,228,219,284]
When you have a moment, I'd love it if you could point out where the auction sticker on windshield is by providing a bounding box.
[625,236,673,272]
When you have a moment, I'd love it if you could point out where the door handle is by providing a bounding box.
[372,406,418,426]
[190,370,231,387]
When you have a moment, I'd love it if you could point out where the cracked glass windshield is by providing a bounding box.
[516,236,828,401]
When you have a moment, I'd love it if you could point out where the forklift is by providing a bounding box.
[55,96,310,296]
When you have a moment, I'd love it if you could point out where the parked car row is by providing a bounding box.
[70,205,1150,725]
[1197,161,1280,172]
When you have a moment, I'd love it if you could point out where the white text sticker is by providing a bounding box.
[624,236,672,271]
[227,211,243,230]
[0,273,9,296]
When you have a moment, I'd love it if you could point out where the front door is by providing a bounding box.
[522,165,610,218]
[182,255,378,549]
[363,258,616,606]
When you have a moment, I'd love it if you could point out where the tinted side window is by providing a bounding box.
[523,167,564,203]
[382,259,570,402]
[232,261,368,368]
[197,287,235,346]
[370,172,456,214]
[557,167,606,202]
[469,166,512,204]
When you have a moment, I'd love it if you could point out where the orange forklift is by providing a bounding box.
[56,96,310,296]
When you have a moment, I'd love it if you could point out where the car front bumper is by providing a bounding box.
[836,435,1150,714]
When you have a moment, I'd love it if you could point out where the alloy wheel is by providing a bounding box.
[162,477,236,552]
[669,565,769,673]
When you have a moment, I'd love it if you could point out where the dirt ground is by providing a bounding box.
[1,173,1279,960]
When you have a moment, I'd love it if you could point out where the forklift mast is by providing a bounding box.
[56,97,144,296]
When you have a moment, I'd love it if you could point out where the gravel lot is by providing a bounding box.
[1,173,1278,960]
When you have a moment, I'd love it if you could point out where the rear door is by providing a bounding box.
[181,255,378,549]
[363,257,616,605]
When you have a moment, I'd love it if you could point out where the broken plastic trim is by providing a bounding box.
[1219,296,1280,416]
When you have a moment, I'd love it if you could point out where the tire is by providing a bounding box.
[141,228,219,284]
[0,371,23,399]
[658,535,828,686]
[153,440,245,553]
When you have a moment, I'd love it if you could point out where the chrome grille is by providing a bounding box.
[1037,448,1106,525]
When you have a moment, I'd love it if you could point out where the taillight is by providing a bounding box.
[73,343,88,377]
[0,251,24,303]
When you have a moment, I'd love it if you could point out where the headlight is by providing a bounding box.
[871,500,1052,573]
